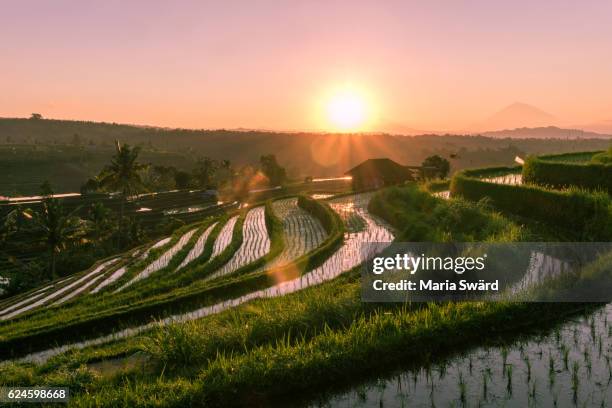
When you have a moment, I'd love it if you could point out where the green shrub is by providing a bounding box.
[369,184,527,242]
[451,172,612,240]
[522,151,612,193]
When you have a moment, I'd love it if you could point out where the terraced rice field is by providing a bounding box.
[15,193,395,364]
[139,237,171,260]
[211,216,238,258]
[329,192,375,233]
[0,258,120,320]
[117,229,198,291]
[260,198,327,269]
[90,265,127,294]
[482,173,523,185]
[266,195,393,296]
[0,281,60,311]
[51,258,121,306]
[206,206,270,281]
[175,222,218,271]
[90,248,142,294]
[0,284,59,318]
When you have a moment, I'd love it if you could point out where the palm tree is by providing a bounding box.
[87,202,115,243]
[193,156,218,188]
[0,210,15,263]
[98,141,146,247]
[32,183,86,278]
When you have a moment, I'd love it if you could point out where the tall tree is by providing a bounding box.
[215,159,234,187]
[174,171,192,189]
[32,182,86,278]
[193,157,218,188]
[98,141,146,247]
[422,155,450,179]
[260,154,287,186]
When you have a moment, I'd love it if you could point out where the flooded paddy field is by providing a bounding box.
[305,304,612,408]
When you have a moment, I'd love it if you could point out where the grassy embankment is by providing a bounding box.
[522,150,611,194]
[451,166,612,241]
[591,146,612,164]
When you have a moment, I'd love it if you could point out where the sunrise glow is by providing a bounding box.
[324,88,370,132]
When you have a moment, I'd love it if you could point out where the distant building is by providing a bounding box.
[345,158,420,190]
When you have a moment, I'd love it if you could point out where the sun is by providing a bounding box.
[325,88,369,132]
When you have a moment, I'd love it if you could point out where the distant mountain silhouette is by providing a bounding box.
[482,126,611,139]
[475,102,557,131]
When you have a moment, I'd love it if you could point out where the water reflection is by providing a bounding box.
[307,305,612,408]
[482,174,523,185]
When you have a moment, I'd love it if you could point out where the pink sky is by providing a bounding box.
[2,0,612,132]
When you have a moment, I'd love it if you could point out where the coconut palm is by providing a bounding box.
[87,202,115,243]
[98,141,146,247]
[31,183,86,278]
[193,156,218,188]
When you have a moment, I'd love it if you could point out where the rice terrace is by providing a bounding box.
[2,2,612,407]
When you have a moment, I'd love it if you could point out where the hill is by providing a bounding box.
[0,117,610,195]
[482,126,612,139]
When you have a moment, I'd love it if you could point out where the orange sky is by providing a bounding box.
[2,1,612,133]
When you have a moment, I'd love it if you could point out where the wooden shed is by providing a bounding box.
[345,158,420,190]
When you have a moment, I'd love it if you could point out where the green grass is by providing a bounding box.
[140,272,362,374]
[451,170,612,241]
[369,183,530,242]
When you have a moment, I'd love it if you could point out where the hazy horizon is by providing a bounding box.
[3,1,612,133]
